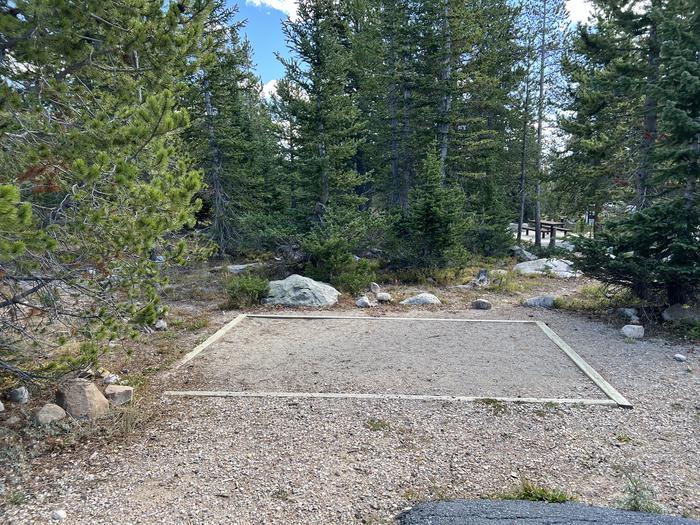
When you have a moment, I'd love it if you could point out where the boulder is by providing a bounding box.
[400,293,442,306]
[509,245,538,262]
[513,258,580,279]
[34,403,67,425]
[673,354,687,363]
[105,385,134,406]
[265,274,340,308]
[662,304,700,323]
[376,292,393,304]
[622,325,644,339]
[523,296,556,309]
[8,386,29,404]
[370,282,381,294]
[471,299,492,310]
[56,379,109,419]
[356,296,375,308]
[154,319,168,331]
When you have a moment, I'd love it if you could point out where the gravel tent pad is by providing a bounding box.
[171,316,628,404]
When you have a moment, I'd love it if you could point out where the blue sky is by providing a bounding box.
[230,0,593,94]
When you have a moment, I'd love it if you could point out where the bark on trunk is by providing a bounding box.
[534,0,548,248]
[517,48,533,243]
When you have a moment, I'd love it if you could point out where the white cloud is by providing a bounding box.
[566,0,594,23]
[262,79,279,99]
[246,0,298,20]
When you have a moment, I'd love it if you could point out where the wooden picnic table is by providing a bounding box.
[523,220,570,238]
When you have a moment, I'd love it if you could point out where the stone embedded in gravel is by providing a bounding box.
[622,325,645,339]
[56,379,109,419]
[523,296,556,309]
[513,258,580,279]
[105,385,134,405]
[103,374,120,385]
[356,296,375,308]
[674,354,687,363]
[34,403,67,425]
[51,509,67,522]
[8,386,29,404]
[376,292,393,303]
[370,282,381,294]
[155,319,168,331]
[265,274,340,307]
[400,293,442,306]
[471,299,492,310]
[662,304,700,323]
[0,400,4,412]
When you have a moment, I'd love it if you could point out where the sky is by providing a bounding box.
[230,0,594,94]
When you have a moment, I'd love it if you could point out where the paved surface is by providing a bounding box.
[397,500,700,524]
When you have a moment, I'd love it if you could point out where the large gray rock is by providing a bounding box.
[397,500,699,525]
[622,324,645,339]
[265,274,340,307]
[662,304,700,323]
[513,258,580,279]
[509,245,538,262]
[523,296,556,309]
[56,379,109,419]
[400,293,442,306]
[34,403,67,425]
[8,386,29,404]
[105,385,134,406]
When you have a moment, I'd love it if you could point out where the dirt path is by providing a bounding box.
[3,282,699,524]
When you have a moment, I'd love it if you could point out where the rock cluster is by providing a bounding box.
[355,282,392,308]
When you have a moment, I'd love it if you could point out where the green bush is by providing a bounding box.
[574,199,700,304]
[225,275,269,309]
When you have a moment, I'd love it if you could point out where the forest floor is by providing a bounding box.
[1,263,699,524]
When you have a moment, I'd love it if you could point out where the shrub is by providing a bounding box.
[617,474,664,514]
[499,479,574,504]
[225,275,269,309]
[574,199,700,304]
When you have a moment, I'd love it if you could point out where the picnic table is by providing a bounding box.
[523,220,571,239]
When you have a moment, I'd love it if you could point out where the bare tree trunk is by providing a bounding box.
[517,45,533,243]
[203,78,231,254]
[437,0,452,180]
[637,23,659,210]
[534,0,548,249]
[399,84,412,209]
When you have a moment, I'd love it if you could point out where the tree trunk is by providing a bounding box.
[437,0,452,180]
[517,46,533,243]
[534,0,548,249]
[637,22,659,210]
[399,84,412,209]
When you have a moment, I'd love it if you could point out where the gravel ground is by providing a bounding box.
[187,316,605,399]
[3,299,699,524]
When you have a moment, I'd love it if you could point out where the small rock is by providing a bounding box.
[51,509,67,522]
[622,325,644,339]
[56,379,109,419]
[356,296,375,308]
[509,245,538,262]
[8,386,29,404]
[105,385,134,406]
[662,303,700,323]
[4,415,22,427]
[523,296,556,309]
[0,400,4,412]
[471,299,492,310]
[154,319,168,331]
[376,292,393,303]
[103,374,120,385]
[152,255,166,264]
[400,293,442,306]
[370,282,381,294]
[34,403,67,425]
[673,354,687,363]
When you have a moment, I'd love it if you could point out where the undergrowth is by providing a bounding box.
[554,284,638,313]
[224,274,269,309]
[498,479,574,503]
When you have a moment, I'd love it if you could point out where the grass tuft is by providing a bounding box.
[498,479,574,503]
